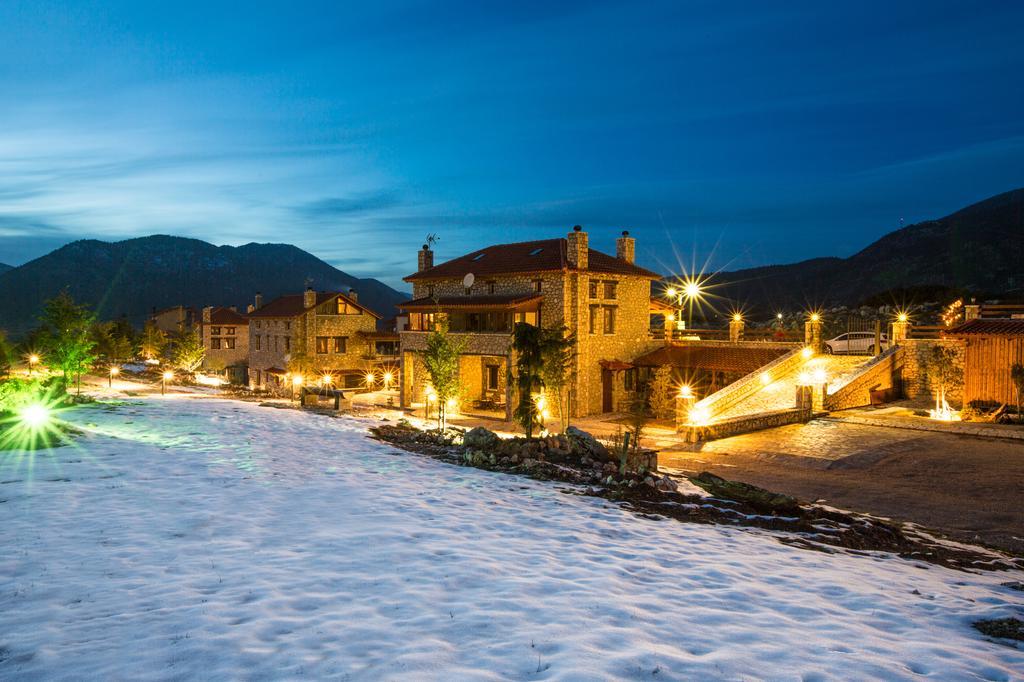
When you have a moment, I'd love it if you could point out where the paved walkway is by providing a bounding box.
[660,419,1024,555]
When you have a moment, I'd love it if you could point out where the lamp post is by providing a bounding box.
[162,370,173,395]
[109,366,120,388]
[28,354,39,376]
[683,281,701,329]
[291,374,303,401]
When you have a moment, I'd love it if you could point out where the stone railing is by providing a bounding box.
[691,346,805,419]
[823,347,901,411]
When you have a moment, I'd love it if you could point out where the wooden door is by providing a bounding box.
[602,369,613,412]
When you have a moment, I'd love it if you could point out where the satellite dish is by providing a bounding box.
[463,273,475,289]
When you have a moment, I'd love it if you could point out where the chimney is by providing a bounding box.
[254,292,263,310]
[202,306,213,324]
[229,306,237,313]
[566,225,588,270]
[304,286,317,309]
[348,288,358,303]
[418,243,434,272]
[616,230,635,264]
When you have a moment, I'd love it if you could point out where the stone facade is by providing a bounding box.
[899,338,966,405]
[823,348,901,411]
[200,307,249,377]
[399,228,661,418]
[247,290,382,390]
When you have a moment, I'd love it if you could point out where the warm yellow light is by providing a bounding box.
[321,374,333,386]
[683,281,701,300]
[109,366,120,376]
[28,354,40,365]
[446,398,457,410]
[776,313,783,320]
[162,370,174,381]
[667,313,675,322]
[797,371,812,386]
[678,384,693,399]
[812,367,827,385]
[688,405,711,426]
[760,372,772,386]
[382,371,394,386]
[292,375,304,386]
[897,312,908,323]
[534,394,547,411]
[732,313,742,322]
[810,313,820,322]
[665,287,678,299]
[365,372,376,386]
[540,409,551,420]
[801,347,814,360]
[20,403,51,428]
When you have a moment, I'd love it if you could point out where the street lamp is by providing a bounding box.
[365,372,376,389]
[382,370,394,390]
[291,374,303,401]
[109,366,120,388]
[28,354,39,376]
[161,370,174,395]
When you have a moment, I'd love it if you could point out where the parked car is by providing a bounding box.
[824,331,889,355]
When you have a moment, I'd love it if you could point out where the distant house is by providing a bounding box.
[397,226,664,419]
[947,318,1024,406]
[150,305,197,336]
[246,288,383,390]
[200,306,249,383]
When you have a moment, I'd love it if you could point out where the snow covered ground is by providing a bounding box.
[2,395,1022,680]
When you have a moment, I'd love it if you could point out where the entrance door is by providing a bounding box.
[601,369,613,412]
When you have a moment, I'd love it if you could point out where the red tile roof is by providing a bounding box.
[248,291,381,319]
[632,344,789,374]
[398,294,543,311]
[948,318,1024,336]
[405,238,661,282]
[207,307,248,325]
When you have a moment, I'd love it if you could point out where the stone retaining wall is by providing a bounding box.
[682,407,812,443]
[824,347,901,411]
[899,338,965,404]
[686,346,803,425]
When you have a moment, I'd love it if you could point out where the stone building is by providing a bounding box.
[246,288,383,390]
[398,226,663,419]
[200,306,249,383]
[150,305,197,336]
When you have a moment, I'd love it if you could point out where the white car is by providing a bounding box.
[824,331,889,355]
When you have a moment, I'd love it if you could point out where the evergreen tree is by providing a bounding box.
[139,321,167,361]
[512,322,546,437]
[538,326,575,432]
[170,327,206,375]
[38,291,97,394]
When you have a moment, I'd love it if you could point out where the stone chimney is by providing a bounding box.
[254,292,263,310]
[228,306,237,313]
[247,304,255,314]
[566,225,588,270]
[348,288,358,302]
[616,230,635,263]
[304,287,317,309]
[418,244,434,272]
[202,306,213,324]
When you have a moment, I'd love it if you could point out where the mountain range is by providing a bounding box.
[714,188,1024,314]
[0,236,409,337]
[0,263,12,275]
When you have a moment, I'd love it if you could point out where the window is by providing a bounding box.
[332,336,347,353]
[472,252,486,261]
[284,337,290,352]
[316,336,329,354]
[211,326,221,336]
[225,338,235,350]
[529,247,543,256]
[589,281,598,299]
[604,281,617,299]
[284,321,291,331]
[333,299,361,315]
[603,306,617,334]
[211,338,222,350]
[255,320,262,329]
[254,335,261,351]
[487,281,496,294]
[533,279,543,292]
[427,284,434,298]
[589,305,600,334]
[486,365,500,391]
[225,326,235,335]
[273,336,278,352]
[465,286,472,295]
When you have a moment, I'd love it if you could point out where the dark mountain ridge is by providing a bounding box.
[0,236,409,337]
[713,188,1024,313]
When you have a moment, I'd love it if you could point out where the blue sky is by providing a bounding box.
[1,1,1023,289]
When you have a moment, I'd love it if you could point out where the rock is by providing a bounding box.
[691,472,802,515]
[655,475,678,493]
[566,426,611,460]
[463,426,500,450]
[972,617,1024,642]
[643,476,657,488]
